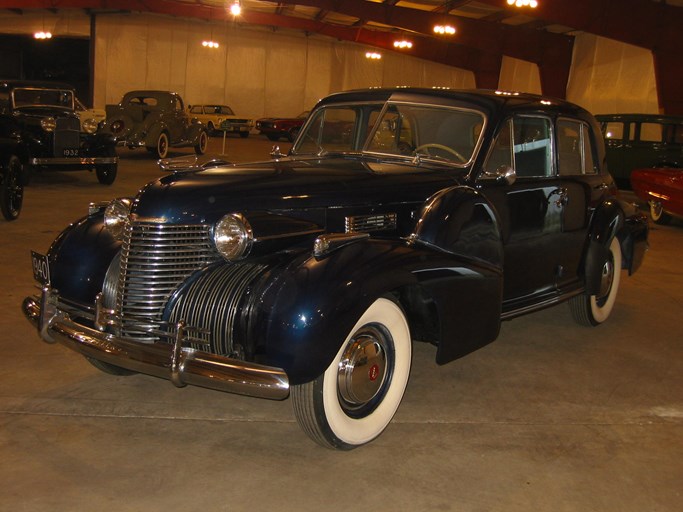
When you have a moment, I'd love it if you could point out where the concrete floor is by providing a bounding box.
[1,135,682,511]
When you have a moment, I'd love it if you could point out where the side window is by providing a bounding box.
[483,119,513,174]
[604,122,624,140]
[557,119,597,175]
[190,106,201,114]
[513,117,552,177]
[639,122,664,142]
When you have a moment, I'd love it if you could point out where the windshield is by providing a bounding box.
[366,103,485,165]
[293,104,383,155]
[12,87,74,109]
[293,101,485,165]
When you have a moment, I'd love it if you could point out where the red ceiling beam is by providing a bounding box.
[477,0,683,114]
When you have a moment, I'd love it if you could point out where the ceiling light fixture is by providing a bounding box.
[202,40,220,48]
[433,25,456,35]
[393,40,413,49]
[507,0,538,8]
[229,1,241,16]
[34,31,52,39]
[366,51,382,60]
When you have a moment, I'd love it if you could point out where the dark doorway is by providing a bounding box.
[0,34,91,106]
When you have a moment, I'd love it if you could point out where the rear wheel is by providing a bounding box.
[649,201,672,225]
[569,237,622,326]
[206,122,216,136]
[1,155,23,221]
[194,130,208,155]
[291,298,412,449]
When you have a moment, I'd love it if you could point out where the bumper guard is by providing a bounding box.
[22,289,290,400]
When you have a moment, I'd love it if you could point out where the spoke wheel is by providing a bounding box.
[292,298,412,449]
[1,155,24,221]
[569,237,622,326]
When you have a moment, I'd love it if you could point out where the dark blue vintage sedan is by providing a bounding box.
[23,88,648,449]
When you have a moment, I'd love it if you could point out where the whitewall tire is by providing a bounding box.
[292,297,412,449]
[570,237,622,326]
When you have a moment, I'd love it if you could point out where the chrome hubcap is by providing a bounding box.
[337,326,389,408]
[598,253,614,303]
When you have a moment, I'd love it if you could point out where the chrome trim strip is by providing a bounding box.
[30,157,118,165]
[23,293,290,400]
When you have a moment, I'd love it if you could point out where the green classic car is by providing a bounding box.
[596,113,683,189]
[102,90,208,159]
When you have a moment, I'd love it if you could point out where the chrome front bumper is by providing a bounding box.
[30,157,118,165]
[22,290,290,400]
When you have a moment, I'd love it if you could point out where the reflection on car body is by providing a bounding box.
[23,88,648,450]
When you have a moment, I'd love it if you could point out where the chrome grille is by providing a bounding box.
[53,117,80,155]
[116,222,220,341]
[345,213,397,233]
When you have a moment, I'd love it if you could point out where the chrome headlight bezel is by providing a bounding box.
[213,213,253,261]
[104,198,133,241]
[82,117,99,134]
[40,117,56,132]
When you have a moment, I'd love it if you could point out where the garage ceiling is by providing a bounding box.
[1,1,682,112]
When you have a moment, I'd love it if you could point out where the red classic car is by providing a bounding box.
[631,166,683,224]
[255,111,309,141]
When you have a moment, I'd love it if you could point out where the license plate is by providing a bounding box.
[62,148,81,157]
[31,251,51,286]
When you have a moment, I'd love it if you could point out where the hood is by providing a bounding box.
[131,156,465,225]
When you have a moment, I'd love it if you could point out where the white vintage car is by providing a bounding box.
[75,97,106,133]
[187,104,253,137]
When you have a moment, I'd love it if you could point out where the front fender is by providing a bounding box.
[584,199,623,295]
[254,238,501,383]
[187,123,206,143]
[45,212,120,305]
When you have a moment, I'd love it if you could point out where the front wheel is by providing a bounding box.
[95,164,117,185]
[569,237,622,326]
[1,155,24,221]
[291,298,412,449]
[154,132,169,159]
[649,201,672,225]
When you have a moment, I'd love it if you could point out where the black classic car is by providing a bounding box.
[0,139,23,220]
[102,90,208,159]
[0,80,118,185]
[23,88,648,449]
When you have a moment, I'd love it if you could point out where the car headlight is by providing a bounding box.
[104,198,133,240]
[110,119,125,135]
[82,117,99,134]
[41,117,56,132]
[214,213,253,261]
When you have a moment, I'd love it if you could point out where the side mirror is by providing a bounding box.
[270,145,286,159]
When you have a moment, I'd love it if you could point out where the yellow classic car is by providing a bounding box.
[187,104,253,137]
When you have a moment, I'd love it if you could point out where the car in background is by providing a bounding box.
[188,104,253,137]
[255,111,309,141]
[102,90,208,159]
[596,113,683,189]
[631,164,683,224]
[75,97,106,133]
[0,79,118,185]
[0,141,23,220]
[23,88,648,450]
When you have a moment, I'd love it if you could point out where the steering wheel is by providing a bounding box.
[413,143,467,163]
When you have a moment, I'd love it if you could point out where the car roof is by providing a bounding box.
[0,79,75,92]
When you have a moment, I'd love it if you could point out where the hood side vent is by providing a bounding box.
[345,213,397,233]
